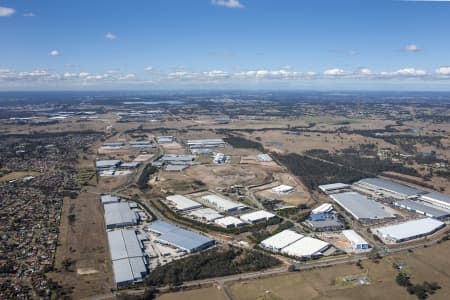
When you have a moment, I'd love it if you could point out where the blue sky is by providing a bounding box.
[1,0,450,90]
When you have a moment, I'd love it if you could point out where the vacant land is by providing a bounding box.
[48,189,113,299]
[0,170,41,182]
[157,286,228,300]
[158,241,450,300]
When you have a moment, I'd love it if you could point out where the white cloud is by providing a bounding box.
[211,0,244,8]
[78,72,90,78]
[23,12,36,17]
[50,50,60,56]
[235,69,300,80]
[323,68,349,76]
[402,44,421,52]
[119,74,136,80]
[436,66,450,75]
[0,6,15,17]
[204,70,229,79]
[144,66,153,71]
[393,68,427,76]
[105,32,118,40]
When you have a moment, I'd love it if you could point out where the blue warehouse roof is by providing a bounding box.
[147,220,215,252]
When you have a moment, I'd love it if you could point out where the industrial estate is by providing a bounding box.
[1,93,450,300]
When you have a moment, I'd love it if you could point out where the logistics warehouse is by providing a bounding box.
[147,220,216,253]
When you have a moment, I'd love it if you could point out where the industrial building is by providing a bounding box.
[342,230,370,250]
[330,192,395,222]
[303,214,344,232]
[271,185,295,194]
[420,192,450,210]
[159,154,195,163]
[156,136,175,144]
[101,194,120,205]
[186,139,225,149]
[260,230,304,252]
[257,153,273,162]
[393,199,450,220]
[240,210,276,223]
[147,220,215,252]
[318,183,351,194]
[213,153,226,164]
[187,208,223,222]
[214,216,245,228]
[120,162,141,169]
[107,229,148,287]
[375,218,445,243]
[104,202,139,229]
[353,178,424,199]
[165,195,202,211]
[129,141,154,148]
[95,159,121,169]
[312,203,334,214]
[281,237,330,258]
[201,194,247,212]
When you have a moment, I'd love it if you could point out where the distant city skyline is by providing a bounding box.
[1,0,450,90]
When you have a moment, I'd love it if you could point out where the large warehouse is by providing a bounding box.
[375,218,445,243]
[214,216,245,228]
[147,220,215,253]
[420,192,450,210]
[107,229,148,287]
[96,159,121,169]
[330,192,395,222]
[318,183,351,194]
[186,139,225,149]
[342,230,370,250]
[201,194,247,212]
[239,210,276,224]
[354,178,424,199]
[394,199,450,220]
[104,202,138,229]
[281,237,330,258]
[165,195,202,211]
[187,208,223,222]
[260,230,304,252]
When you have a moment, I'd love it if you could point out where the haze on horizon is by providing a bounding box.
[1,0,450,91]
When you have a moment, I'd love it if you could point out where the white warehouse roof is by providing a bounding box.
[421,192,450,209]
[318,183,350,192]
[240,210,276,223]
[271,185,295,193]
[214,216,244,228]
[330,192,394,220]
[166,195,202,211]
[376,218,445,242]
[281,237,330,258]
[201,194,247,212]
[260,230,304,251]
[342,230,369,247]
[312,203,333,214]
[188,208,223,222]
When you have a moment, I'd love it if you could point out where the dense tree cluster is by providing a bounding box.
[305,147,419,177]
[144,248,281,286]
[273,153,366,190]
[137,165,158,189]
[223,137,264,151]
[396,272,441,299]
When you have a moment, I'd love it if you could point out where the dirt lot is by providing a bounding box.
[246,130,398,154]
[47,189,113,299]
[157,285,228,300]
[158,163,281,193]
